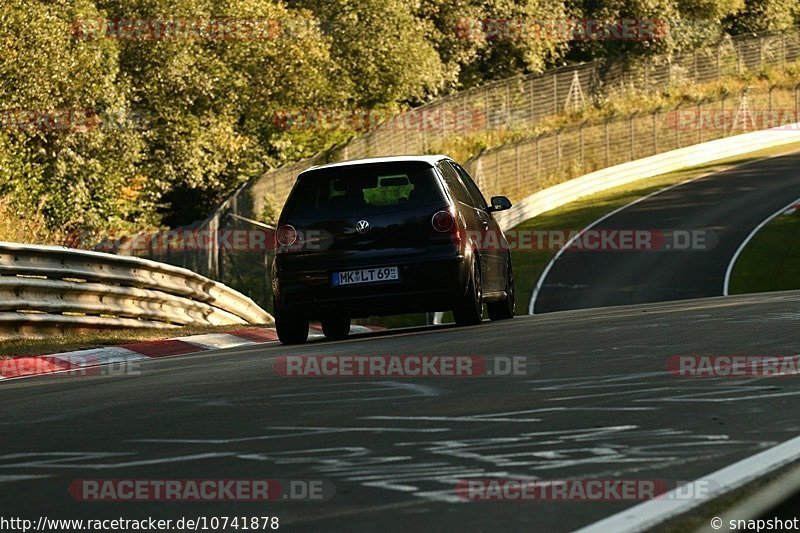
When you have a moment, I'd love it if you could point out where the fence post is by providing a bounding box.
[667,57,672,85]
[697,102,702,144]
[494,150,500,193]
[629,114,635,161]
[652,111,658,154]
[782,33,786,66]
[528,76,536,122]
[768,85,774,129]
[604,119,610,166]
[210,214,219,279]
[553,73,558,114]
[579,122,585,172]
[484,87,490,130]
[462,97,468,138]
[506,83,511,124]
[441,102,447,141]
[556,130,562,171]
[737,41,742,75]
[219,239,226,286]
[721,96,726,136]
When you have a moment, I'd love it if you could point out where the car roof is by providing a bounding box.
[301,155,451,175]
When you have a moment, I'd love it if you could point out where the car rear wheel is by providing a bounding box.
[487,254,515,320]
[322,316,351,340]
[274,301,309,345]
[453,256,483,326]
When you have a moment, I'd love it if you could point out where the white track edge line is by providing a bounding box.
[722,194,800,296]
[575,433,800,533]
[528,154,788,315]
[528,176,700,315]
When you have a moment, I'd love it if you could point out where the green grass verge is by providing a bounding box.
[372,141,800,329]
[729,208,800,294]
[0,323,272,359]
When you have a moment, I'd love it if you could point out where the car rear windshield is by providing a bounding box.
[283,162,446,217]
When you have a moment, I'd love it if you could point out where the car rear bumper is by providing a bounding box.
[273,253,469,319]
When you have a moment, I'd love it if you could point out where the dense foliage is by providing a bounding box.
[0,0,797,233]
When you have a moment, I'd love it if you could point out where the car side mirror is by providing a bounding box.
[488,196,512,212]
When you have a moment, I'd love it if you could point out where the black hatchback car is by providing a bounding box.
[271,155,514,344]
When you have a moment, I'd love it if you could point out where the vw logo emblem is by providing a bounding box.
[355,220,370,234]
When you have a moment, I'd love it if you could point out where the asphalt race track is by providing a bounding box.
[2,291,800,532]
[533,151,800,314]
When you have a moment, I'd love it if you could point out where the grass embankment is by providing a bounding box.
[729,207,800,294]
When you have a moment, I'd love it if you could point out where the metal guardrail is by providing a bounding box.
[0,242,272,340]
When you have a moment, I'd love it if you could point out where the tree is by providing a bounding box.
[0,0,147,234]
[285,0,446,106]
[95,0,340,224]
[418,0,574,91]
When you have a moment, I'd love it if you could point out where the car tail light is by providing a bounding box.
[276,224,297,247]
[432,209,461,245]
[432,210,455,232]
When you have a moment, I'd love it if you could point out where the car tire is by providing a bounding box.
[453,256,483,326]
[274,301,309,345]
[322,316,351,340]
[487,253,515,320]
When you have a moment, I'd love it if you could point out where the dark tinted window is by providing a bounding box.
[437,162,473,206]
[453,163,487,209]
[283,162,445,218]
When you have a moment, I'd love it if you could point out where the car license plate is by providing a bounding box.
[332,267,399,286]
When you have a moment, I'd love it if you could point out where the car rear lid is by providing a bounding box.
[278,162,455,261]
